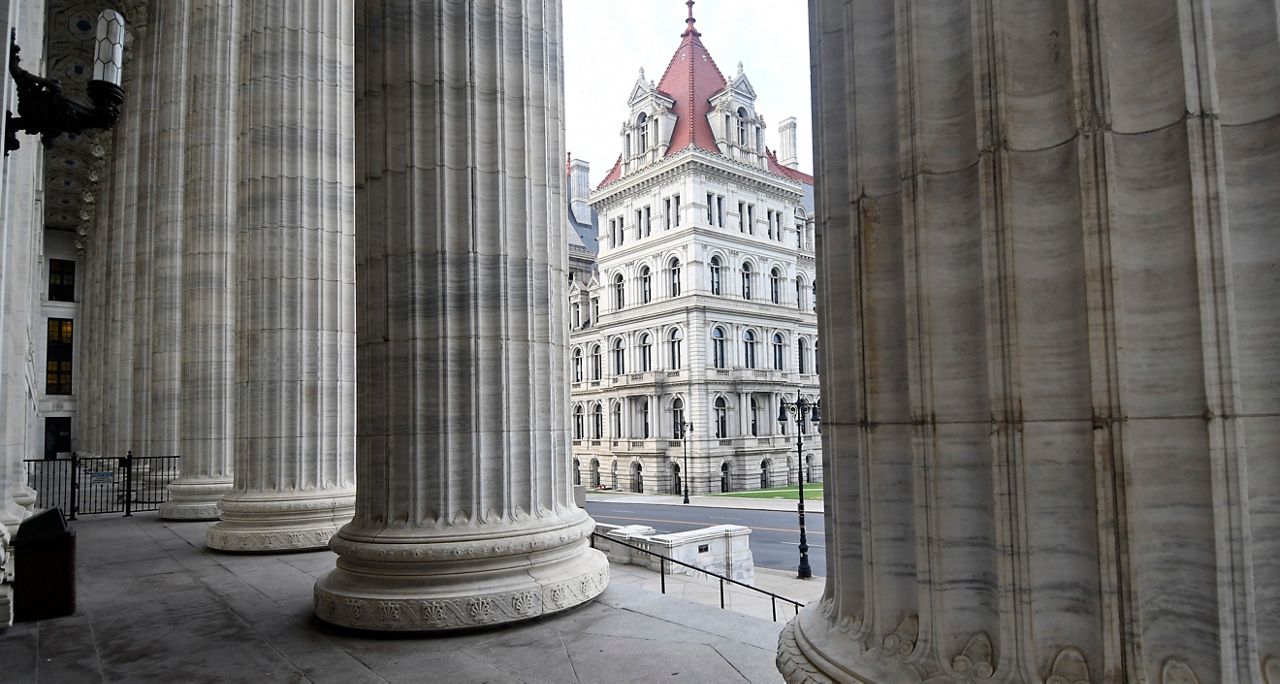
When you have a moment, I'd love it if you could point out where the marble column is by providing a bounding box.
[160,0,236,520]
[315,0,608,630]
[205,0,355,550]
[779,1,1280,682]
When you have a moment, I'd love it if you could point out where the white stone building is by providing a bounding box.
[568,14,821,496]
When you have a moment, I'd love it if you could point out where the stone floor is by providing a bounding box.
[0,513,787,683]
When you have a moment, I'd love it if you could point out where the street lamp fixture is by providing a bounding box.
[5,10,127,155]
[681,421,693,504]
[777,393,820,579]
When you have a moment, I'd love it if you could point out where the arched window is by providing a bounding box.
[669,258,682,297]
[796,276,806,310]
[573,347,583,382]
[812,282,817,310]
[710,256,722,295]
[715,396,729,438]
[641,399,650,438]
[750,397,760,437]
[574,405,584,439]
[639,333,652,372]
[593,403,603,439]
[673,397,685,439]
[712,327,727,369]
[736,107,749,146]
[591,344,602,380]
[743,329,757,369]
[611,401,622,438]
[612,338,626,375]
[613,273,625,309]
[798,338,808,375]
[770,267,782,304]
[772,333,784,371]
[741,262,752,299]
[668,328,683,369]
[571,302,580,328]
[637,112,648,153]
[760,459,772,489]
[640,266,652,304]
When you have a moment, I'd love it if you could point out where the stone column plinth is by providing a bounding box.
[780,2,1280,683]
[314,0,608,630]
[205,0,355,551]
[160,0,236,522]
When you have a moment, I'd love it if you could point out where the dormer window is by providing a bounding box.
[637,113,648,153]
[737,107,749,146]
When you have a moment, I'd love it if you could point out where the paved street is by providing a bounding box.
[585,501,826,577]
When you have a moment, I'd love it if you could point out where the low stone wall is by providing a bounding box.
[595,523,755,583]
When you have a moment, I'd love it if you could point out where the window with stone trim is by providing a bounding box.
[741,262,752,299]
[710,256,722,295]
[46,318,73,395]
[613,338,626,375]
[639,333,652,372]
[773,333,785,371]
[743,329,757,369]
[669,258,681,297]
[668,328,683,369]
[715,396,729,438]
[640,266,652,304]
[49,259,75,302]
[770,267,782,304]
[613,273,625,309]
[712,327,727,369]
[591,344,602,380]
[573,348,583,382]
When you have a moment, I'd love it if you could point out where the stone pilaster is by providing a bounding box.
[779,2,1280,683]
[160,0,237,521]
[314,0,608,630]
[205,0,355,550]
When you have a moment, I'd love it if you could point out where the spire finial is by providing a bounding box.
[681,0,701,38]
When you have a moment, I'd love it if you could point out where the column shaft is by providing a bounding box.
[780,1,1280,682]
[206,0,356,550]
[315,0,607,630]
[160,0,237,520]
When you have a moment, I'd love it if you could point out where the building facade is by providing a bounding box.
[568,14,821,497]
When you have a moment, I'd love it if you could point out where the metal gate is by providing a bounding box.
[22,453,181,519]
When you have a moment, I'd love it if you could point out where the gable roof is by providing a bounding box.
[766,148,814,184]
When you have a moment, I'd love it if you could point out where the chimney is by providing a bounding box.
[778,117,799,169]
[568,158,592,225]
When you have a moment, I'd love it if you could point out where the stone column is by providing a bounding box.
[315,0,608,630]
[780,1,1280,683]
[160,0,236,520]
[205,0,355,550]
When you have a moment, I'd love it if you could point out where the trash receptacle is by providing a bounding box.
[13,507,75,621]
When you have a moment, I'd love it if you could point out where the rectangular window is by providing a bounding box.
[49,259,75,302]
[665,198,672,229]
[644,206,651,236]
[673,194,681,226]
[706,193,714,223]
[635,209,643,240]
[717,196,724,227]
[747,205,755,235]
[46,318,73,395]
[738,201,746,232]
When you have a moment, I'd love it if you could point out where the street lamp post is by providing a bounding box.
[777,393,820,579]
[681,421,693,504]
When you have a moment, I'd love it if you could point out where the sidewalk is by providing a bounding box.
[608,561,823,625]
[587,490,825,514]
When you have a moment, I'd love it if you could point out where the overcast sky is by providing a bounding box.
[563,0,813,187]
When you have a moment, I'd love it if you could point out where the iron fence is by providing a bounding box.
[22,453,180,519]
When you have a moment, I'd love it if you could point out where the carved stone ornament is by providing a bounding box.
[882,614,918,658]
[951,632,995,680]
[1161,658,1200,684]
[777,620,834,684]
[1045,646,1091,684]
[1263,657,1279,684]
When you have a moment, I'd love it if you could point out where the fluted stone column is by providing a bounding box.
[205,0,355,550]
[160,0,236,520]
[314,0,608,630]
[779,2,1280,683]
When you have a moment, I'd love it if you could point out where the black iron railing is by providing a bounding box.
[590,532,805,623]
[22,453,180,519]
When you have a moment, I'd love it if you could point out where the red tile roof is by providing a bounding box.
[766,148,814,185]
[656,1,727,159]
[594,2,810,191]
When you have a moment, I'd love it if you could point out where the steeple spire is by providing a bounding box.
[681,0,700,38]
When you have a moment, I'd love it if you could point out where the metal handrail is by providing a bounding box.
[590,531,805,623]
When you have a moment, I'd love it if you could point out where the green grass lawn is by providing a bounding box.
[711,483,824,501]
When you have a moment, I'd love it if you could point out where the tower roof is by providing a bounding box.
[656,0,726,157]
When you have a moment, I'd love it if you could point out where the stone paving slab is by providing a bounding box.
[0,513,787,683]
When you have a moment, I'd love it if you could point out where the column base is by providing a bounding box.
[314,513,609,631]
[777,601,924,683]
[159,479,233,521]
[206,490,354,552]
